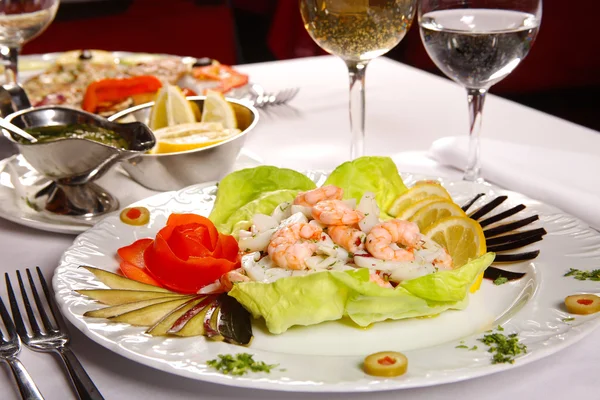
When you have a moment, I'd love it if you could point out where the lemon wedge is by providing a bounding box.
[201,90,237,129]
[149,84,197,130]
[151,122,241,154]
[388,181,452,217]
[422,216,486,269]
[409,199,467,231]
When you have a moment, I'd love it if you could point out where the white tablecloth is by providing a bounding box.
[1,56,599,400]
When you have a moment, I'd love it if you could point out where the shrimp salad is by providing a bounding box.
[218,185,454,291]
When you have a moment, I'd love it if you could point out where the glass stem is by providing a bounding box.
[464,87,487,182]
[0,46,20,84]
[346,60,368,159]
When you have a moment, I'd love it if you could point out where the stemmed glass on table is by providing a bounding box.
[300,0,417,159]
[0,0,59,83]
[419,0,541,181]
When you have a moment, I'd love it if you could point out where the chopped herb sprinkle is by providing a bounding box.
[455,345,469,349]
[493,276,509,286]
[469,345,478,351]
[562,317,575,322]
[477,330,527,364]
[564,268,600,281]
[206,353,277,376]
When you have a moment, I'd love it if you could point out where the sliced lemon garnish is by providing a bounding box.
[148,84,197,130]
[409,199,467,231]
[388,181,452,217]
[422,216,486,269]
[395,196,447,221]
[151,122,241,154]
[201,90,237,129]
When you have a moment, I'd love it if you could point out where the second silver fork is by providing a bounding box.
[0,295,44,400]
[6,268,104,400]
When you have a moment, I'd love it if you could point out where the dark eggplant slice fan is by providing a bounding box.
[462,193,546,281]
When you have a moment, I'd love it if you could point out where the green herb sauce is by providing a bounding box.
[18,124,129,149]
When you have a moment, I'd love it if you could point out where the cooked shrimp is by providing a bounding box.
[294,185,343,206]
[369,272,393,289]
[312,200,364,226]
[267,222,323,270]
[328,225,366,253]
[220,268,250,291]
[365,219,423,261]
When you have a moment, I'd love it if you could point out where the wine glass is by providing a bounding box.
[419,0,541,181]
[300,0,417,159]
[0,0,59,83]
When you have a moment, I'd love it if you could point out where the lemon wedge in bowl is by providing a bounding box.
[201,90,237,129]
[149,84,197,130]
[151,122,241,154]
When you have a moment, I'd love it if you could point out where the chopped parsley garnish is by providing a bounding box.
[477,330,527,364]
[562,317,575,322]
[206,353,277,376]
[493,276,508,286]
[564,268,600,281]
[348,252,355,257]
[469,345,478,351]
[455,345,468,349]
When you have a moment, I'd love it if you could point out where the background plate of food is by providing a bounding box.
[16,49,253,116]
[52,157,600,392]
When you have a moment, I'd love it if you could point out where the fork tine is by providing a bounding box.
[27,268,56,332]
[5,273,30,339]
[0,295,16,341]
[16,271,43,336]
[36,267,69,333]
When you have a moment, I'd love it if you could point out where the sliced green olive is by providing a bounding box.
[565,294,600,315]
[363,351,408,377]
[120,206,150,226]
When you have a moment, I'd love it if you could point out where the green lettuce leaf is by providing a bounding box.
[229,252,495,334]
[224,190,299,235]
[323,156,407,217]
[209,166,316,230]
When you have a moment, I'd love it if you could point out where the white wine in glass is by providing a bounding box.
[300,0,417,159]
[419,0,541,181]
[0,0,59,83]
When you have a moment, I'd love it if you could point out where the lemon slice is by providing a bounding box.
[409,199,467,231]
[201,90,237,129]
[151,122,241,154]
[388,181,452,217]
[422,216,486,269]
[148,84,197,130]
[395,196,447,221]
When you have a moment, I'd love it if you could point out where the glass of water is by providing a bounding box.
[419,0,541,181]
[0,0,59,83]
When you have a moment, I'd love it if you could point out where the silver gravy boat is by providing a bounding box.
[0,83,155,219]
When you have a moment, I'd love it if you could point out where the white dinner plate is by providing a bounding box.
[52,173,600,392]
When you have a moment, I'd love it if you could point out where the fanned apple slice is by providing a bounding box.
[109,297,198,326]
[81,266,172,293]
[203,301,224,341]
[84,295,193,318]
[146,297,207,336]
[170,298,213,337]
[77,289,184,306]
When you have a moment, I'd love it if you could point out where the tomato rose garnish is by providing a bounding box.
[116,214,240,293]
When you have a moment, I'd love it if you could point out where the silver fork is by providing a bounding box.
[6,268,104,400]
[249,86,300,108]
[0,295,44,400]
